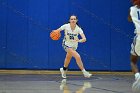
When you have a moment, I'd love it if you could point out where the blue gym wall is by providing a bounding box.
[0,0,139,71]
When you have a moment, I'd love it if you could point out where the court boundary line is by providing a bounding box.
[0,70,133,75]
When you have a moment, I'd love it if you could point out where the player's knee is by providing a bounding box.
[66,55,72,59]
[130,55,138,63]
[75,54,81,60]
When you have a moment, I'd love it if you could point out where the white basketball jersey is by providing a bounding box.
[130,5,140,34]
[58,23,83,47]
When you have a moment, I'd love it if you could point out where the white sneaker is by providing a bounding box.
[60,68,67,79]
[132,75,140,92]
[135,75,140,84]
[83,71,92,78]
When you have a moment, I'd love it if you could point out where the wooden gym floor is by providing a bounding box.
[0,70,135,93]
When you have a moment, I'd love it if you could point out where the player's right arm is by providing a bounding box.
[56,24,67,32]
[51,24,66,33]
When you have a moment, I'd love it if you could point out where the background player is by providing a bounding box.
[128,0,140,90]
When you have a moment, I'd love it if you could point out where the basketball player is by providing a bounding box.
[128,0,140,89]
[54,15,92,78]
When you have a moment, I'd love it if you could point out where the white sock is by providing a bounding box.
[82,69,86,73]
[135,73,140,80]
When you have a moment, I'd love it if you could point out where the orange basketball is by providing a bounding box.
[50,30,61,40]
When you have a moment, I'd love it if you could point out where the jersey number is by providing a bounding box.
[137,11,140,20]
[69,36,74,40]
